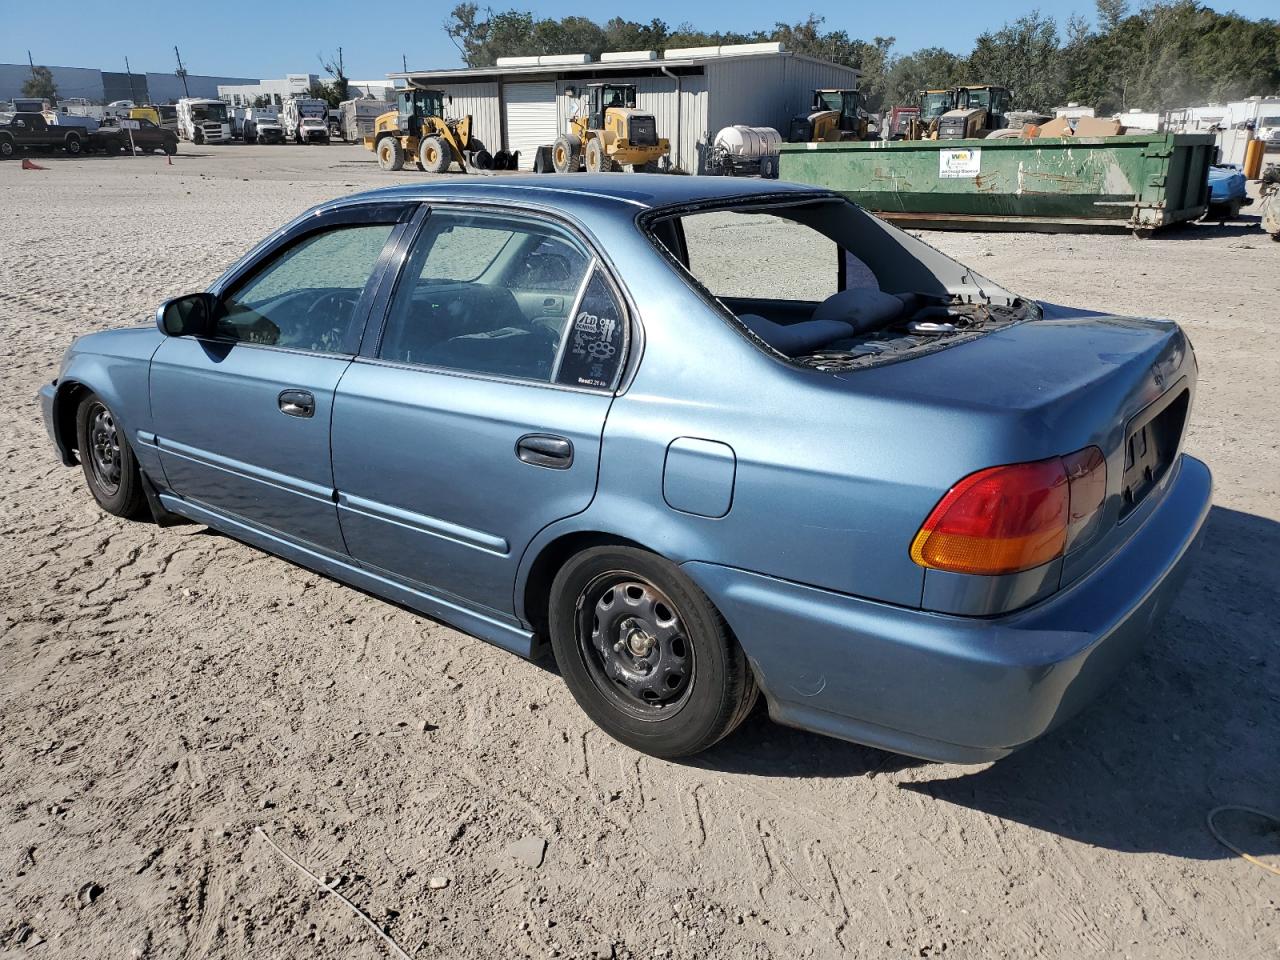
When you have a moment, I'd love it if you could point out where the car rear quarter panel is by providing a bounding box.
[517,227,1014,610]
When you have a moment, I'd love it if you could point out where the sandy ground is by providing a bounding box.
[1,144,1277,960]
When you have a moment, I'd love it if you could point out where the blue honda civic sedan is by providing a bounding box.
[39,175,1211,762]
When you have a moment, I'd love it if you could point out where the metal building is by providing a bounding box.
[389,43,860,173]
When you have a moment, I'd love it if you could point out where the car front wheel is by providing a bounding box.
[549,546,758,758]
[74,393,147,519]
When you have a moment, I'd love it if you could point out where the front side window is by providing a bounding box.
[216,223,394,353]
[379,210,625,387]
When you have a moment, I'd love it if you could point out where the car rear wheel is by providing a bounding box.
[65,135,83,155]
[0,138,14,159]
[549,546,758,758]
[74,394,147,519]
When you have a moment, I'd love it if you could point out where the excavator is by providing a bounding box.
[787,89,868,142]
[551,83,669,173]
[366,87,492,173]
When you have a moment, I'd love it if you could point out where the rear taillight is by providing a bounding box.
[910,446,1106,576]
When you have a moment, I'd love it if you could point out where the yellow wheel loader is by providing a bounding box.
[904,89,956,140]
[552,83,669,173]
[787,89,868,143]
[936,85,1013,139]
[366,88,493,174]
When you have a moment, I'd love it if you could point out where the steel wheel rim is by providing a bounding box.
[87,402,122,494]
[575,572,694,720]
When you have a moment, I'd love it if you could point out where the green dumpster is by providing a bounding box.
[778,133,1215,234]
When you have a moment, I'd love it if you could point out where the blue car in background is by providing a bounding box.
[1206,163,1250,221]
[39,176,1211,762]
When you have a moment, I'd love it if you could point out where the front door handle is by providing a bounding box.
[517,434,573,470]
[278,389,315,418]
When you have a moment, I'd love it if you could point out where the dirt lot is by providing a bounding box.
[1,144,1277,960]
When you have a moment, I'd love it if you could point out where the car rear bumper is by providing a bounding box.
[683,453,1212,764]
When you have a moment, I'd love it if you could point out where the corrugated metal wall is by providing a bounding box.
[706,56,859,145]
[438,81,501,153]
[554,73,708,173]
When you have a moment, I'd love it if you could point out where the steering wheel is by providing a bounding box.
[299,290,358,350]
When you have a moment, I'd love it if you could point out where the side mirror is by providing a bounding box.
[157,292,216,337]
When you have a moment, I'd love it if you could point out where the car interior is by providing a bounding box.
[648,199,1028,368]
[378,216,593,380]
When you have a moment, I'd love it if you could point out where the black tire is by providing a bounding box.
[419,135,451,174]
[74,393,147,519]
[65,134,83,156]
[549,546,758,758]
[377,137,404,171]
[0,137,14,159]
[584,137,614,173]
[552,135,577,173]
[471,148,493,171]
[163,140,177,156]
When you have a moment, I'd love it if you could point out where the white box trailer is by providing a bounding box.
[282,98,330,144]
[338,98,391,142]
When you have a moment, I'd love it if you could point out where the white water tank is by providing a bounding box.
[713,125,782,159]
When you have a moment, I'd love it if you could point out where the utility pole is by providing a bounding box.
[174,45,190,98]
[125,55,138,103]
[402,54,408,72]
[28,49,37,82]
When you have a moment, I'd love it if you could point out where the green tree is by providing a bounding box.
[22,65,58,103]
[966,11,1066,110]
[320,48,349,103]
[883,47,966,108]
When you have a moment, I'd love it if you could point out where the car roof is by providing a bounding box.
[338,174,832,216]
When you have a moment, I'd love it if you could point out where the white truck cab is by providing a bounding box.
[177,98,232,144]
[281,98,330,144]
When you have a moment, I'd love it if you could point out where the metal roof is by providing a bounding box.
[388,51,859,86]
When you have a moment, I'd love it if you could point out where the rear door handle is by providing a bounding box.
[516,434,573,469]
[278,389,315,418]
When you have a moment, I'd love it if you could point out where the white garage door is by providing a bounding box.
[503,82,558,171]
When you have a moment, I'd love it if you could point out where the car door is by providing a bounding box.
[149,202,415,555]
[331,206,630,615]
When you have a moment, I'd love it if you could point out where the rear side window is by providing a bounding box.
[379,210,626,389]
[217,224,393,353]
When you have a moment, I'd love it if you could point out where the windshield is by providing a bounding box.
[157,105,176,120]
[1260,116,1280,126]
[601,86,634,109]
[193,103,228,122]
[403,90,443,118]
[920,93,952,118]
[961,88,991,111]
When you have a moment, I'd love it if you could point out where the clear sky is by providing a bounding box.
[3,0,1275,80]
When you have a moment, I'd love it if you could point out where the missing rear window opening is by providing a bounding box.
[648,199,1030,369]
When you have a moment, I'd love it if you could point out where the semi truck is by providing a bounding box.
[281,97,330,144]
[176,98,232,144]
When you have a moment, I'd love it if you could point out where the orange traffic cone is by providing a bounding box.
[21,158,47,170]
